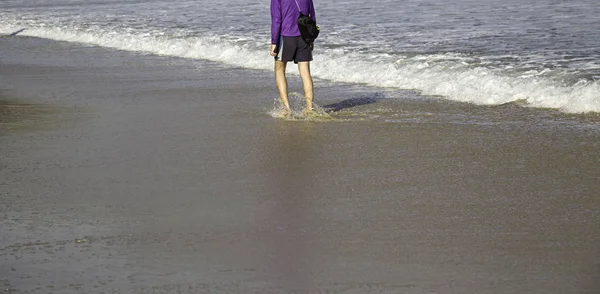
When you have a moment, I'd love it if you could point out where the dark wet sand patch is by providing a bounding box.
[0,93,75,133]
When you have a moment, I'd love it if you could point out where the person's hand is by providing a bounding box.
[270,44,277,56]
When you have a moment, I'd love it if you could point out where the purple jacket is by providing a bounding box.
[271,0,316,44]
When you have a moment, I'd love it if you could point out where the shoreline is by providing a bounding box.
[2,19,599,114]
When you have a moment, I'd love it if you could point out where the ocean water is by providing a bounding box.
[1,0,599,113]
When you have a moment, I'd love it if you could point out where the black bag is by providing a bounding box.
[297,13,319,44]
[294,0,319,44]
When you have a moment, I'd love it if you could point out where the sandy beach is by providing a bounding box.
[1,37,599,293]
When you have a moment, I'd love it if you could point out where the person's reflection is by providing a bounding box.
[262,121,320,292]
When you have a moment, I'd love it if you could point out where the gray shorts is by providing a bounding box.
[275,36,313,63]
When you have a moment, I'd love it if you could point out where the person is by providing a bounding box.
[270,0,316,117]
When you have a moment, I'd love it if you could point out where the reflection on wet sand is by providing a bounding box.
[264,122,321,291]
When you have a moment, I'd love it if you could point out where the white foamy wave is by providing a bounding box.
[15,27,274,71]
[313,50,600,113]
[9,26,600,114]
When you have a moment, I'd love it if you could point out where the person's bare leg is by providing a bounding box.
[297,61,314,113]
[274,60,291,116]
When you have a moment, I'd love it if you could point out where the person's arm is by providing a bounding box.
[271,0,282,45]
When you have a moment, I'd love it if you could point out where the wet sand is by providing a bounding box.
[1,37,599,293]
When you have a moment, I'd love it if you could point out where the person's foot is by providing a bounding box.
[302,107,317,117]
[277,108,291,118]
[305,101,313,112]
